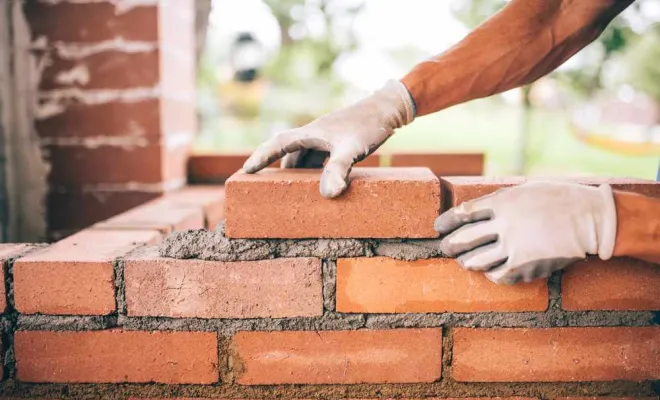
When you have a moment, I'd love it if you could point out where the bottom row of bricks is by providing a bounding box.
[14,327,660,384]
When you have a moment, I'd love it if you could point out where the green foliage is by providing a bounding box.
[625,25,660,101]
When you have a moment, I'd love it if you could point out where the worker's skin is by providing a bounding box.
[244,0,660,284]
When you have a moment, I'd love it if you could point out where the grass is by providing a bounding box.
[194,99,659,180]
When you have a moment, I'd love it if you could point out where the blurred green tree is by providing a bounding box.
[625,24,660,124]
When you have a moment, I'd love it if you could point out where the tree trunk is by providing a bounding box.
[515,85,533,175]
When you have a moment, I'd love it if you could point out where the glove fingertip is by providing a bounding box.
[319,170,348,199]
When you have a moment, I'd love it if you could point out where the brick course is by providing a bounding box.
[391,153,484,176]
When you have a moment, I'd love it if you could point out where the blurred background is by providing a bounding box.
[194,0,660,178]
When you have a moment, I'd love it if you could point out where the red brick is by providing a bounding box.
[94,197,204,234]
[162,143,191,183]
[336,257,548,313]
[391,153,484,176]
[0,244,34,313]
[48,189,161,231]
[36,100,161,140]
[15,330,218,384]
[160,186,225,229]
[452,327,660,382]
[556,398,658,400]
[14,229,160,315]
[441,176,660,210]
[125,249,322,318]
[45,144,165,185]
[225,168,440,238]
[161,99,197,136]
[23,2,158,42]
[562,257,660,311]
[232,329,442,385]
[40,51,159,90]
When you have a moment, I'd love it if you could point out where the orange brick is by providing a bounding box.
[188,154,277,184]
[391,153,484,176]
[452,327,660,382]
[556,398,658,400]
[225,168,440,238]
[125,249,322,318]
[336,257,548,313]
[232,329,442,385]
[15,330,218,384]
[562,257,660,311]
[94,197,204,234]
[158,186,225,229]
[13,230,160,315]
[441,176,660,210]
[0,244,33,313]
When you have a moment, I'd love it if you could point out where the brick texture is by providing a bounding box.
[232,329,442,384]
[13,230,160,315]
[562,257,660,311]
[94,197,204,234]
[441,176,660,210]
[125,250,322,318]
[391,153,484,176]
[225,168,440,238]
[336,257,548,313]
[452,327,660,382]
[0,244,34,313]
[15,330,218,383]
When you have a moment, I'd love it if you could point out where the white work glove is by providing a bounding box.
[437,181,618,285]
[243,80,415,198]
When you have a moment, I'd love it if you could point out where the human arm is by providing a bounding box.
[243,0,635,198]
[402,0,635,116]
[437,182,660,285]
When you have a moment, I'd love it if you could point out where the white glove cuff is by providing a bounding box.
[596,183,617,260]
[382,80,416,125]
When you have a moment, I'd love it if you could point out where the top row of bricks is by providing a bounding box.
[224,167,660,239]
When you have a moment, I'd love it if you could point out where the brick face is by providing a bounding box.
[94,197,203,234]
[13,230,160,315]
[23,2,159,42]
[441,176,660,210]
[232,329,442,384]
[0,244,34,313]
[15,330,218,384]
[225,168,440,238]
[40,51,159,90]
[125,251,322,318]
[452,327,660,382]
[562,257,660,311]
[336,257,548,313]
[391,153,484,176]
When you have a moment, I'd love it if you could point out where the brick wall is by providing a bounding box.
[23,0,196,240]
[1,169,659,399]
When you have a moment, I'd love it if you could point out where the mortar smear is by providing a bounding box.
[159,223,444,261]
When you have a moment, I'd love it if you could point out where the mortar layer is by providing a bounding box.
[158,226,443,261]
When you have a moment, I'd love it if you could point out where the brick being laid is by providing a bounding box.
[225,167,440,239]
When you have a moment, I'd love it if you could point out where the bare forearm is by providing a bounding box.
[613,191,660,264]
[401,0,634,116]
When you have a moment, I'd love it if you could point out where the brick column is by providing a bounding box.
[24,0,196,240]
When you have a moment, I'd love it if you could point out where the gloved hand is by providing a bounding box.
[243,80,415,198]
[436,181,618,284]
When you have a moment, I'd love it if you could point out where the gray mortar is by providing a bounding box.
[17,315,117,331]
[159,224,444,261]
[322,260,336,312]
